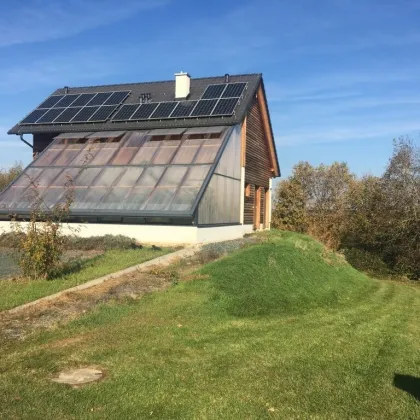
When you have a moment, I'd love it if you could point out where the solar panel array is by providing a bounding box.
[112,82,247,122]
[20,91,131,125]
[19,82,247,126]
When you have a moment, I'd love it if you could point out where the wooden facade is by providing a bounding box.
[243,97,273,227]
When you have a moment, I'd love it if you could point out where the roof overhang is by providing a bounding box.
[256,81,280,178]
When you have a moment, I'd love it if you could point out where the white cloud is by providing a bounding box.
[0,0,168,47]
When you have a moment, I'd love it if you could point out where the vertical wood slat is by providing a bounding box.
[264,187,270,228]
[241,117,247,167]
[254,186,261,229]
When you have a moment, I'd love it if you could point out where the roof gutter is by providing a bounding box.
[19,134,33,149]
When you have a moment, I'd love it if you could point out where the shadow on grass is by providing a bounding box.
[49,255,103,280]
[393,374,420,401]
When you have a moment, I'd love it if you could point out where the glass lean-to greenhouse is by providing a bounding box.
[0,125,242,226]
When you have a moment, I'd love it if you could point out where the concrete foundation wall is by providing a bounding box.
[0,222,255,245]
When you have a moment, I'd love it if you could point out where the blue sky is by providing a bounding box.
[0,0,419,178]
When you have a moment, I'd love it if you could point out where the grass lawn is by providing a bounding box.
[0,247,169,312]
[0,231,419,419]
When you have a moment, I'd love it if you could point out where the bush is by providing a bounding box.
[62,234,138,251]
[0,162,23,192]
[343,248,391,278]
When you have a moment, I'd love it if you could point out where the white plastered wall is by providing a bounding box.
[0,222,255,245]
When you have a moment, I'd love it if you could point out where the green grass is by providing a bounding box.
[1,231,419,419]
[0,248,169,311]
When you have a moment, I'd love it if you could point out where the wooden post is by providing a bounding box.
[254,186,261,230]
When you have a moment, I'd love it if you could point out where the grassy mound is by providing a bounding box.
[201,231,375,317]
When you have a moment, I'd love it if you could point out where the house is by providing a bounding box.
[0,73,280,244]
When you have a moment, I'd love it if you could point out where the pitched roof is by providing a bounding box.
[8,73,262,135]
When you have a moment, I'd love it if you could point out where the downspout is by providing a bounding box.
[19,134,33,149]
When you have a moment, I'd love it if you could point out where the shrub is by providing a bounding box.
[0,162,23,192]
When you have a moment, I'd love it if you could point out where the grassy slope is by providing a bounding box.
[0,248,169,311]
[0,231,419,419]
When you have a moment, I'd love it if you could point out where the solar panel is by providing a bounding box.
[190,99,218,117]
[20,109,48,124]
[112,104,140,121]
[150,102,178,119]
[222,83,246,98]
[53,94,80,108]
[89,105,118,122]
[54,107,83,123]
[71,93,97,107]
[104,91,130,106]
[71,106,100,122]
[38,95,64,109]
[212,98,238,116]
[170,101,197,118]
[87,92,113,106]
[201,84,226,99]
[36,108,66,123]
[130,103,159,120]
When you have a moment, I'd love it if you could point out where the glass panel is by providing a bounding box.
[98,187,129,210]
[70,188,89,209]
[215,124,241,179]
[170,187,199,212]
[70,145,98,166]
[158,166,188,187]
[124,187,154,210]
[115,168,144,187]
[183,165,211,187]
[50,168,81,187]
[33,149,62,166]
[90,147,118,165]
[152,145,178,164]
[172,142,200,164]
[130,143,159,164]
[40,187,65,208]
[77,187,108,209]
[194,144,221,164]
[0,187,32,208]
[185,126,226,135]
[53,149,81,166]
[111,147,138,165]
[92,167,123,187]
[137,167,165,187]
[143,188,177,211]
[87,131,126,138]
[124,132,148,147]
[14,168,43,187]
[74,168,102,187]
[149,128,185,135]
[35,168,63,187]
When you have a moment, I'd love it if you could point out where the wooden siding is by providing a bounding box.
[260,186,265,225]
[244,98,272,226]
[244,183,255,225]
[33,133,57,156]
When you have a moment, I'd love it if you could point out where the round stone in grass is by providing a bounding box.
[52,368,103,386]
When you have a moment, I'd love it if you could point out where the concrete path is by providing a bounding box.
[6,246,200,315]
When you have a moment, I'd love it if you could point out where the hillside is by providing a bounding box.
[0,231,419,419]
